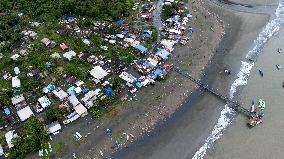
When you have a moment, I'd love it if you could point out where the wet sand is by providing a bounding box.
[206,28,284,159]
[230,0,278,6]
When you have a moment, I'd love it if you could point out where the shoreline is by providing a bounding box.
[112,1,272,159]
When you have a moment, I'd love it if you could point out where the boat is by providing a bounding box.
[259,69,263,77]
[247,117,262,128]
[247,113,264,128]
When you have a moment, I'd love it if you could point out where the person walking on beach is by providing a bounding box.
[251,99,256,113]
[224,69,231,75]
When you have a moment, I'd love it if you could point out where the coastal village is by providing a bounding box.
[0,0,196,157]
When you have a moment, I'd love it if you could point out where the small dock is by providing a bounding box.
[174,68,253,118]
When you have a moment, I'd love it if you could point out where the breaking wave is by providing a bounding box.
[192,0,284,158]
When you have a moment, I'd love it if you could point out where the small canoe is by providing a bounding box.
[259,69,263,77]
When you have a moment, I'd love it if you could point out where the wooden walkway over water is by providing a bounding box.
[174,68,253,118]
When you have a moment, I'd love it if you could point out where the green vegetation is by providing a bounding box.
[46,107,67,123]
[143,26,158,47]
[161,2,183,20]
[90,77,125,118]
[8,118,50,159]
[0,0,134,22]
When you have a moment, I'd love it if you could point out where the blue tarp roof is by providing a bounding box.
[81,86,89,94]
[172,15,180,21]
[143,30,152,35]
[68,112,78,119]
[116,19,124,25]
[137,59,145,65]
[135,45,148,53]
[47,84,56,93]
[156,49,170,60]
[120,31,128,35]
[3,106,11,116]
[68,86,76,96]
[67,16,74,22]
[151,67,165,79]
[136,82,143,88]
[105,87,113,97]
[46,62,52,68]
[142,33,151,38]
[187,13,193,18]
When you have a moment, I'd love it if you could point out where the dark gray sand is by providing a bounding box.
[112,1,271,159]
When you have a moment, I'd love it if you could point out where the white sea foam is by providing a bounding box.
[192,1,284,158]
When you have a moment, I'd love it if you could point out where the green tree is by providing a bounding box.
[9,118,50,159]
[46,107,67,122]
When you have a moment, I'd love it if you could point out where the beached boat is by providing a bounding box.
[259,69,263,77]
[247,117,262,128]
[247,113,263,128]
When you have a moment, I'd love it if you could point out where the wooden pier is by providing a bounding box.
[174,68,253,118]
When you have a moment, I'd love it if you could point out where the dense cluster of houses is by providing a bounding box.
[0,0,194,156]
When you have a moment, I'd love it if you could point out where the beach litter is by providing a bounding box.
[277,48,282,53]
[276,64,283,70]
[106,128,112,136]
[99,150,104,157]
[74,132,82,141]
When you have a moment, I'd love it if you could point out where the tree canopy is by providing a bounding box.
[8,118,50,159]
[0,0,134,21]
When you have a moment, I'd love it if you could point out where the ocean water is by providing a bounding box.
[192,0,284,158]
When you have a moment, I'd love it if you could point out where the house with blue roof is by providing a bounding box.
[68,86,77,96]
[135,81,143,88]
[44,84,56,94]
[142,30,152,40]
[150,67,167,80]
[67,16,74,22]
[116,19,124,26]
[155,49,170,60]
[105,87,114,97]
[135,44,148,54]
[3,106,11,116]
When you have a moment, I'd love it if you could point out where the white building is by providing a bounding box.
[10,54,20,61]
[52,89,68,101]
[74,104,88,117]
[89,66,108,80]
[11,94,25,105]
[12,76,21,88]
[38,96,51,109]
[17,106,34,121]
[14,67,20,75]
[119,72,137,83]
[0,144,3,156]
[5,130,17,148]
[63,50,76,61]
[46,121,62,135]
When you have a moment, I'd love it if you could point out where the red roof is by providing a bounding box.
[163,63,171,71]
[60,43,69,50]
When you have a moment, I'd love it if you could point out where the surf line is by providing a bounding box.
[192,1,284,158]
